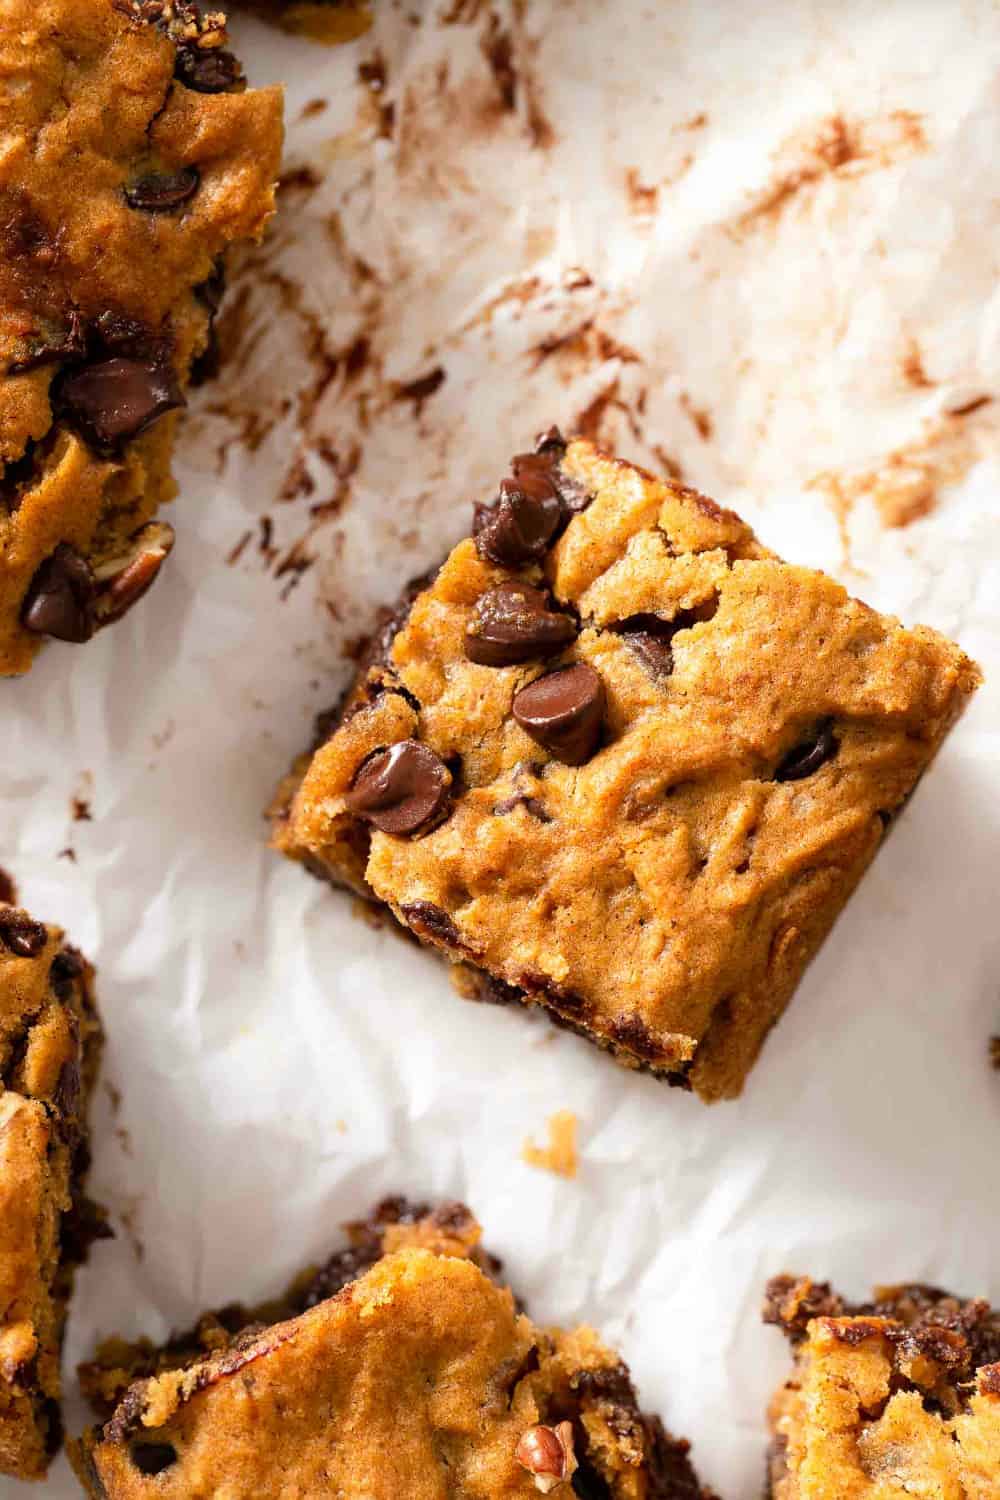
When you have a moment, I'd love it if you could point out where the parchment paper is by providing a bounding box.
[3,2,1000,1495]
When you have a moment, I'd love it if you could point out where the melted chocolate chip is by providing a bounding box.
[53,1059,81,1119]
[59,357,184,453]
[512,663,605,765]
[474,472,563,567]
[534,424,567,457]
[465,582,576,666]
[9,314,85,374]
[124,167,200,213]
[400,901,462,948]
[175,46,242,94]
[613,614,679,679]
[0,908,48,958]
[345,740,450,836]
[90,312,164,362]
[493,792,551,822]
[774,720,838,782]
[49,946,84,1000]
[21,544,96,643]
[130,1443,178,1475]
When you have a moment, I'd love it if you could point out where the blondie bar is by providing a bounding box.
[0,903,104,1479]
[73,1198,711,1498]
[0,0,283,675]
[764,1274,1000,1497]
[272,432,980,1100]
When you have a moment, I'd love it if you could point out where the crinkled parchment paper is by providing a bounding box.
[3,2,1000,1494]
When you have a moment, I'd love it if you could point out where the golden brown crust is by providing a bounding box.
[273,436,981,1101]
[0,905,103,1480]
[72,1201,711,1499]
[0,0,283,674]
[765,1275,1000,1497]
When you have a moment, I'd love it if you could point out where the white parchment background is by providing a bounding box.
[3,2,1000,1494]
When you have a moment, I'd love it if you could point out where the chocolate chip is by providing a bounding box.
[0,908,48,958]
[130,1443,178,1475]
[53,1059,80,1119]
[512,663,605,765]
[175,46,242,93]
[613,603,719,681]
[9,313,85,374]
[534,424,567,457]
[90,313,163,362]
[614,614,678,679]
[465,582,576,667]
[124,167,200,213]
[50,947,84,1000]
[474,472,563,567]
[22,544,96,643]
[774,720,838,782]
[59,357,184,454]
[400,901,462,948]
[493,792,550,822]
[345,740,451,836]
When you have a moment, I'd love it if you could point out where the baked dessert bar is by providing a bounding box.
[0,903,104,1480]
[271,431,981,1100]
[73,1197,712,1498]
[0,0,283,675]
[764,1274,1000,1497]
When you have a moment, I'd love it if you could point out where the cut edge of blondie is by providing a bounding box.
[763,1273,1000,1497]
[0,906,106,1480]
[72,1198,714,1499]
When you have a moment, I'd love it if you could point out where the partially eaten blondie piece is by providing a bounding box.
[764,1274,1000,1496]
[272,432,980,1100]
[0,0,283,674]
[0,903,104,1480]
[73,1197,711,1498]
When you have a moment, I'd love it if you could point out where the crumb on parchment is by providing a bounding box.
[522,1110,579,1179]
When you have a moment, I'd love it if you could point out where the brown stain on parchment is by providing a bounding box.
[810,399,996,530]
[736,110,927,233]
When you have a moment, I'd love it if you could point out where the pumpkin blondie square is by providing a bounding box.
[73,1198,711,1498]
[0,0,283,674]
[764,1273,1000,1497]
[0,902,104,1480]
[272,432,980,1100]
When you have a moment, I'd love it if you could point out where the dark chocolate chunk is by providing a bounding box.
[175,46,242,94]
[774,720,838,782]
[0,908,48,958]
[474,472,563,567]
[59,357,184,453]
[345,740,450,836]
[130,1443,178,1475]
[465,582,575,666]
[512,663,605,765]
[21,544,97,643]
[124,167,200,213]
